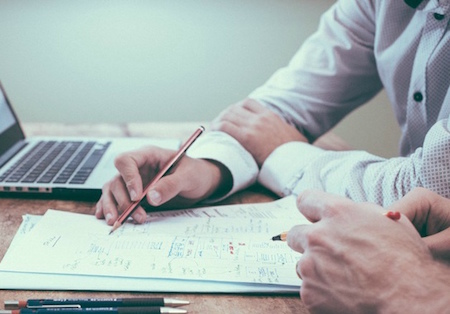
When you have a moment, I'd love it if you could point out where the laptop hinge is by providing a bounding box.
[0,141,28,169]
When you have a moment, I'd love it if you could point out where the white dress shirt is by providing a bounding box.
[188,0,450,206]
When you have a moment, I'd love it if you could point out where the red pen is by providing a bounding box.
[109,126,205,235]
[384,211,401,221]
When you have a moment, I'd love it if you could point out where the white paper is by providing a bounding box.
[0,196,306,293]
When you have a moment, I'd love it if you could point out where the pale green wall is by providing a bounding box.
[0,0,400,157]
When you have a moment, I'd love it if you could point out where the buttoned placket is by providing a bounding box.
[405,2,449,152]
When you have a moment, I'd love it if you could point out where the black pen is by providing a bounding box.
[5,299,189,309]
[0,307,187,314]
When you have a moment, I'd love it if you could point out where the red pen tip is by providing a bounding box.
[385,211,401,221]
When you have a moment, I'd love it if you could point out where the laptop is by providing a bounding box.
[0,82,180,200]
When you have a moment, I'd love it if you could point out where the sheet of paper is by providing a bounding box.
[0,196,307,292]
[0,215,298,293]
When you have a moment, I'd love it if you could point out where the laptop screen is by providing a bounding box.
[0,86,16,134]
[0,82,25,159]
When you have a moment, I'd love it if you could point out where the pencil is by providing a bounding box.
[271,231,288,241]
[271,211,402,241]
[109,126,205,235]
[5,298,189,309]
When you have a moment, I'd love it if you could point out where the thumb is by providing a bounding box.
[387,188,432,229]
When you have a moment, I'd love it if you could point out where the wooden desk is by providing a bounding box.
[0,122,350,314]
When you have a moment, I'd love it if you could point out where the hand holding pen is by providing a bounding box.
[275,189,450,314]
[108,126,205,234]
[271,210,401,241]
[95,126,212,231]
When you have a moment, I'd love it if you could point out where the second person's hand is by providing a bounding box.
[211,98,308,167]
[388,187,450,262]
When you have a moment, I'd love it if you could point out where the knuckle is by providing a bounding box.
[298,254,314,277]
[114,153,130,169]
[101,176,116,193]
[213,120,229,132]
[304,228,326,248]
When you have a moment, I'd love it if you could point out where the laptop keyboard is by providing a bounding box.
[0,140,110,185]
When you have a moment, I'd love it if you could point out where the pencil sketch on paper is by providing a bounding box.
[0,196,306,286]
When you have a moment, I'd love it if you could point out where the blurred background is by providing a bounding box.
[0,0,400,157]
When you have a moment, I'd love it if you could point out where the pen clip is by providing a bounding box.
[28,305,82,309]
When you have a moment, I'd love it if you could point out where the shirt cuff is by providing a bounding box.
[187,131,259,202]
[258,142,324,197]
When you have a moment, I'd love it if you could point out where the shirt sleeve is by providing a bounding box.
[186,131,258,202]
[259,119,450,206]
[248,0,383,142]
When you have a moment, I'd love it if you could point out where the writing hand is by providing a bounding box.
[388,187,450,262]
[287,190,450,314]
[211,98,307,166]
[95,146,230,225]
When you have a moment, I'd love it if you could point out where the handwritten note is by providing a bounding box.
[0,196,307,288]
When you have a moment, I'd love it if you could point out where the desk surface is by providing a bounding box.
[0,122,350,314]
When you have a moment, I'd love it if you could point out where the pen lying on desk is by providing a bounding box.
[0,307,187,314]
[4,298,189,309]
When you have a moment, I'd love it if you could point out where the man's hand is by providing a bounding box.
[388,187,450,262]
[211,99,307,166]
[95,146,230,225]
[287,190,449,314]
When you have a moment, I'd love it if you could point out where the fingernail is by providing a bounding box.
[105,213,113,224]
[130,189,137,201]
[148,189,161,205]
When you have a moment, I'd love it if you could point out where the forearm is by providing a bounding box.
[258,142,418,206]
[259,119,450,206]
[248,0,382,142]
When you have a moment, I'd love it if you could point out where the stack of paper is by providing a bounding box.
[0,196,306,293]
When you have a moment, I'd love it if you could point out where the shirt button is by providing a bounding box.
[433,13,445,20]
[413,92,423,102]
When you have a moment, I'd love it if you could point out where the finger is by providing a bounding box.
[388,187,430,221]
[296,190,352,223]
[296,260,302,280]
[296,254,315,282]
[109,172,149,224]
[145,173,185,207]
[100,176,137,225]
[210,119,243,140]
[113,149,155,201]
[213,103,256,128]
[287,224,313,254]
[98,183,119,225]
[388,187,448,231]
[95,196,105,219]
[240,98,267,113]
[423,228,450,261]
[129,206,148,224]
